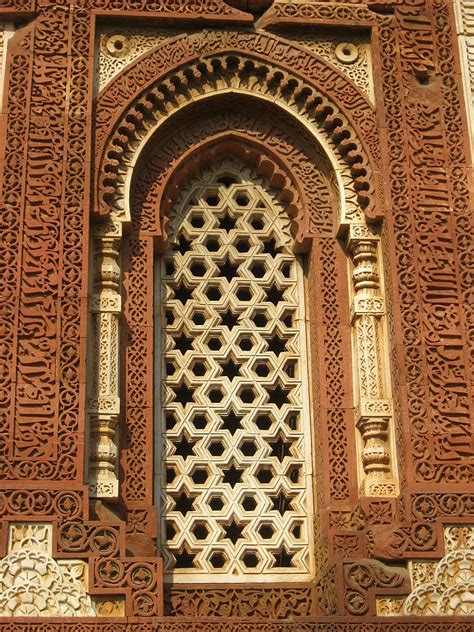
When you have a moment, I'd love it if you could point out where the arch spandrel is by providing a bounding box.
[95,29,377,135]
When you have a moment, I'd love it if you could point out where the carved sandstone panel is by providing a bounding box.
[96,26,373,101]
[0,4,91,481]
[283,31,374,102]
[378,6,473,486]
[97,27,182,92]
[377,525,474,616]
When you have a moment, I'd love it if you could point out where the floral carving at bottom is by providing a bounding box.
[0,523,95,617]
[377,525,474,616]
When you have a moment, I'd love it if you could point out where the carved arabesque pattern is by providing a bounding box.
[344,559,409,616]
[0,1,34,12]
[0,623,473,632]
[96,26,373,101]
[0,3,90,481]
[165,584,314,617]
[53,518,163,616]
[97,27,182,91]
[319,239,350,501]
[122,235,154,506]
[86,0,250,15]
[283,31,374,101]
[0,0,472,624]
[0,523,95,618]
[0,489,84,523]
[258,1,378,32]
[0,27,32,478]
[377,525,474,616]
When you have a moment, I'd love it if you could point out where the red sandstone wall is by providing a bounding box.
[0,0,472,628]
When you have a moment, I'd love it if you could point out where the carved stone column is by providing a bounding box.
[347,223,397,497]
[87,221,122,499]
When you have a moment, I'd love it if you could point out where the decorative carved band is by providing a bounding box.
[257,1,378,30]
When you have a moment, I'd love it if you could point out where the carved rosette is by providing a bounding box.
[347,223,397,497]
[87,221,122,499]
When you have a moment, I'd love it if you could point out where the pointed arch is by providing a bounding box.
[87,29,399,528]
[93,29,384,227]
[127,97,342,249]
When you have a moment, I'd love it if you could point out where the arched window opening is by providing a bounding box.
[155,160,315,581]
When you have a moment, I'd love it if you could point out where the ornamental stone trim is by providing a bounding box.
[96,26,374,101]
[87,221,123,499]
[347,224,397,497]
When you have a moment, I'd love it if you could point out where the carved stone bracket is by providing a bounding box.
[87,220,123,499]
[347,223,397,498]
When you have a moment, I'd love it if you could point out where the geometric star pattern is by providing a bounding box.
[158,161,313,580]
